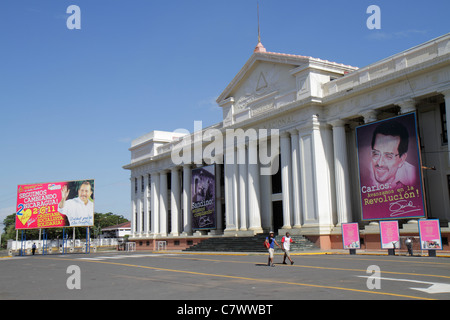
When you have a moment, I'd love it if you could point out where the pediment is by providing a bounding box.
[217,50,358,126]
[218,53,307,113]
[219,53,308,100]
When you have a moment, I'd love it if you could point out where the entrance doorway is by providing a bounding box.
[272,201,283,234]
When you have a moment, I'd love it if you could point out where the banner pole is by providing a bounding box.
[20,230,25,256]
[42,229,48,255]
[86,226,90,254]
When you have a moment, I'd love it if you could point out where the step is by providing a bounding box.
[183,234,317,252]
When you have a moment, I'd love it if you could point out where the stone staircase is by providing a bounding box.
[183,234,317,253]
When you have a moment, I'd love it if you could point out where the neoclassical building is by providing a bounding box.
[124,33,450,250]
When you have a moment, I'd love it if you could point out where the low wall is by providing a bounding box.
[130,237,205,251]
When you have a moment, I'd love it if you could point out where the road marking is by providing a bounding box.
[358,276,450,294]
[45,257,435,300]
[0,257,26,261]
[154,255,450,281]
[303,255,450,266]
[76,253,179,261]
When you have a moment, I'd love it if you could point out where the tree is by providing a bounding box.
[91,212,128,238]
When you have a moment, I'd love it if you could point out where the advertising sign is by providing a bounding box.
[341,222,360,249]
[356,113,426,220]
[16,180,94,229]
[379,220,400,249]
[418,219,442,250]
[191,165,216,230]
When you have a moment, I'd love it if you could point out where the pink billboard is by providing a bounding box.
[16,180,94,230]
[418,219,442,250]
[379,220,400,249]
[341,223,360,249]
[356,113,426,220]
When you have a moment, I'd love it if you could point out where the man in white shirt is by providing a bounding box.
[58,181,94,227]
[281,232,295,265]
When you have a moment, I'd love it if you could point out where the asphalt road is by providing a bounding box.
[1,251,449,305]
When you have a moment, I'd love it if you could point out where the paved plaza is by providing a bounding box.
[1,250,449,305]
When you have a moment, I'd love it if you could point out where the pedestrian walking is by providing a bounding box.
[265,231,280,267]
[405,237,413,256]
[281,232,295,265]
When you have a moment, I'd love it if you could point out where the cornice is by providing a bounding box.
[322,53,450,105]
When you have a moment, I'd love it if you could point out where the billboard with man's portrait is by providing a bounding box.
[16,179,95,229]
[355,113,426,220]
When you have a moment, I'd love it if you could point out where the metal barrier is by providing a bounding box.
[157,241,167,251]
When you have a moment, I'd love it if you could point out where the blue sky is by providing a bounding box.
[0,0,449,227]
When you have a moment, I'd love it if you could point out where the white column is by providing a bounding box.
[238,145,248,230]
[289,129,302,228]
[224,146,237,234]
[150,172,160,235]
[170,167,181,236]
[331,120,352,225]
[143,174,150,235]
[159,171,168,236]
[232,148,240,231]
[311,115,334,229]
[248,138,262,233]
[137,176,143,235]
[131,177,137,236]
[280,132,292,229]
[182,164,192,235]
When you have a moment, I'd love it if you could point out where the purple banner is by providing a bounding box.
[356,113,426,220]
[191,165,216,230]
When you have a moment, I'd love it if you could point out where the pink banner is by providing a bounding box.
[356,113,426,220]
[419,219,442,250]
[379,220,400,249]
[341,223,360,249]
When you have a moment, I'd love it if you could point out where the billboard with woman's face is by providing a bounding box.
[355,113,426,220]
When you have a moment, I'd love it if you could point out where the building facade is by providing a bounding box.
[123,34,450,250]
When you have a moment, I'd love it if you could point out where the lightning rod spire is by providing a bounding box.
[254,1,266,53]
